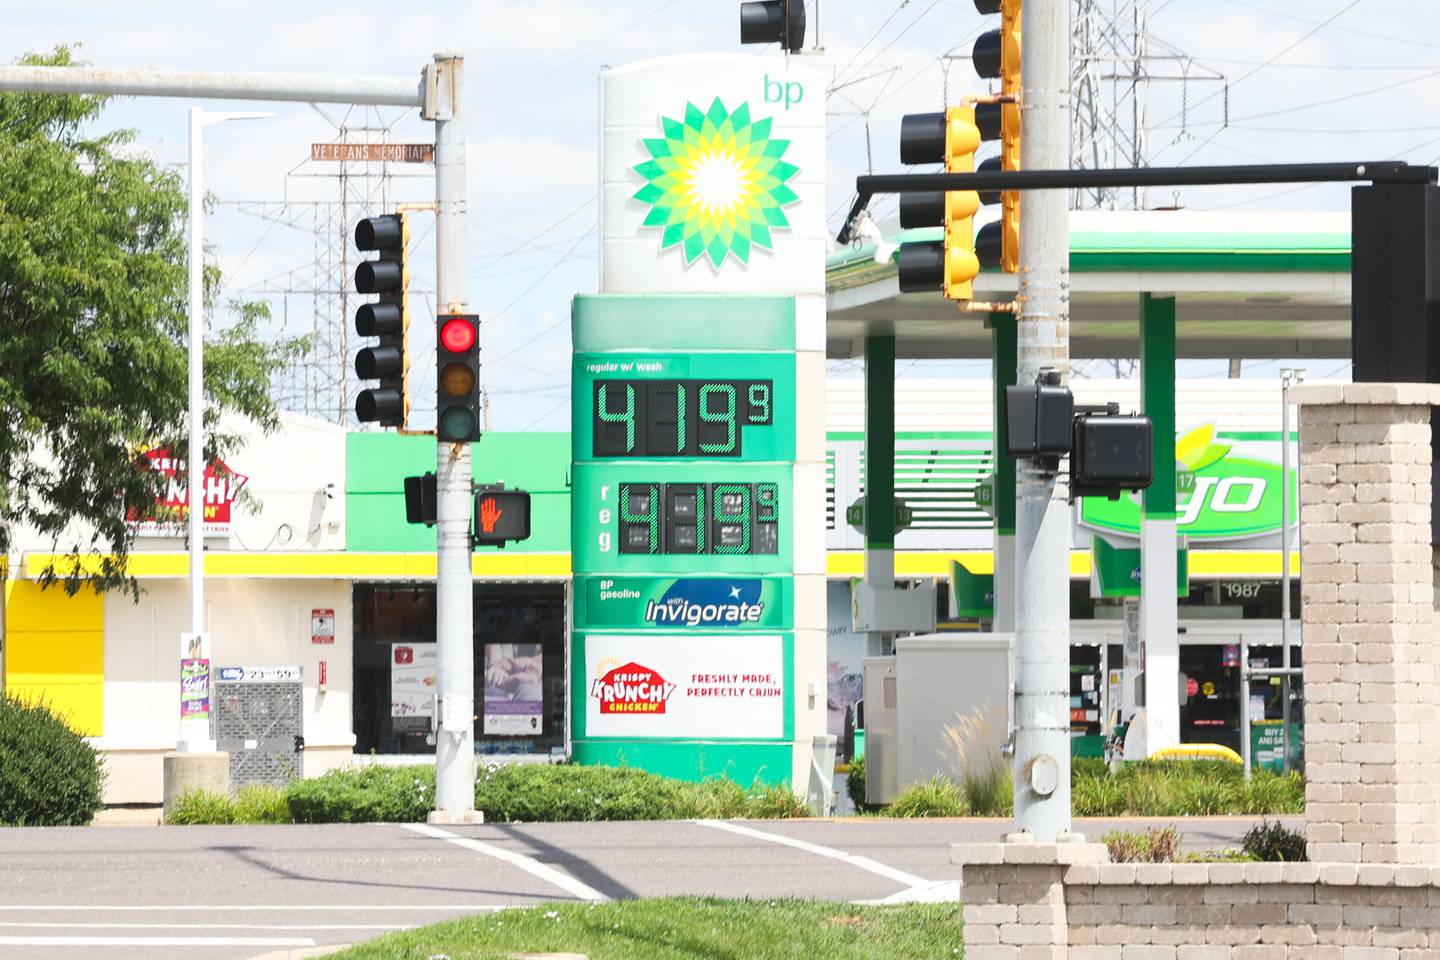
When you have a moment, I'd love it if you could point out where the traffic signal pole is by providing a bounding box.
[1010,0,1072,843]
[0,60,486,817]
[426,51,479,821]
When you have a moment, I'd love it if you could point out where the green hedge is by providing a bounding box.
[1071,760,1304,817]
[165,763,810,825]
[0,693,104,826]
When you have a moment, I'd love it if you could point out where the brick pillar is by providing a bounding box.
[1295,383,1440,864]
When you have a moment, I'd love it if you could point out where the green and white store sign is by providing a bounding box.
[1080,424,1297,543]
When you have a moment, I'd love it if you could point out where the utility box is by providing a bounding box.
[214,665,304,789]
[894,633,1013,791]
[861,657,899,806]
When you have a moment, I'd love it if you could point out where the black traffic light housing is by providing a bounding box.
[354,214,409,427]
[436,313,482,443]
[404,473,437,526]
[1005,370,1074,461]
[1072,414,1153,500]
[740,0,806,52]
[1003,369,1153,500]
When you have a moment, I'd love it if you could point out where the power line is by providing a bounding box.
[1151,0,1364,132]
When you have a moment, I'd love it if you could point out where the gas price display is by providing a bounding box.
[593,379,772,458]
[618,481,779,556]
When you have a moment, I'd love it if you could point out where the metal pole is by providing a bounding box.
[1011,0,1072,842]
[179,107,210,754]
[1280,369,1303,776]
[0,65,422,106]
[429,51,477,821]
[1240,633,1251,778]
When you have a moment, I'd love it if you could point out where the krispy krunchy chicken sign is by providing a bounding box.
[591,661,677,714]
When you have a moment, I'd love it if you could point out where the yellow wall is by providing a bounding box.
[3,581,104,735]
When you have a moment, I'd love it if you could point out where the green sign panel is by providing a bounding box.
[1091,536,1189,598]
[1080,424,1296,542]
[571,294,800,775]
[1251,721,1302,774]
[575,576,791,630]
[572,352,796,463]
[844,496,913,534]
[949,561,994,619]
[572,461,793,574]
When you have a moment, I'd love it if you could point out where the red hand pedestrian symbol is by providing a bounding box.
[480,497,503,534]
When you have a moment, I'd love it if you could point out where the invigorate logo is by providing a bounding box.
[644,578,765,627]
[631,97,801,269]
[591,660,677,715]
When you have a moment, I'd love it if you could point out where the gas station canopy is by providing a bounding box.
[825,210,1351,360]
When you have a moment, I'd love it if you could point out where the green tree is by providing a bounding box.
[0,48,307,595]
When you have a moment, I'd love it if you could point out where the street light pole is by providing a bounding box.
[427,52,479,822]
[1279,367,1304,776]
[180,107,270,754]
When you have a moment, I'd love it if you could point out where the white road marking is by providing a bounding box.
[859,880,961,905]
[0,922,409,931]
[0,936,316,947]
[693,820,934,892]
[400,823,611,903]
[0,905,501,912]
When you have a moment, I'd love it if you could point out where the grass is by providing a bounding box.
[327,898,962,960]
[1071,760,1304,818]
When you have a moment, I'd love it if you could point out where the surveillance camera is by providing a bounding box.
[853,211,899,265]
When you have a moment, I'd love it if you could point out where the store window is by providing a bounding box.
[351,582,567,756]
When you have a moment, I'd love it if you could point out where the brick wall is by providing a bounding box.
[1296,384,1440,864]
[961,856,1440,960]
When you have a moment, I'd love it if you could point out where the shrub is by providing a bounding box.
[884,777,966,818]
[1241,771,1305,816]
[1071,771,1128,817]
[940,708,1010,816]
[476,763,693,822]
[725,781,812,820]
[286,765,434,823]
[1103,826,1183,863]
[0,693,105,826]
[233,784,292,824]
[1242,820,1307,862]
[166,788,235,825]
[962,760,1012,818]
[846,754,867,811]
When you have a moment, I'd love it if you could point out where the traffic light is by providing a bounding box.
[474,488,532,548]
[403,473,437,526]
[739,0,805,52]
[973,0,1021,273]
[436,313,482,443]
[895,106,982,300]
[354,214,410,426]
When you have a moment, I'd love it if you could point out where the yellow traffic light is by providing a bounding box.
[943,105,982,300]
[999,0,1021,273]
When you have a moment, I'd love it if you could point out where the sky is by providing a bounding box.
[6,0,1439,430]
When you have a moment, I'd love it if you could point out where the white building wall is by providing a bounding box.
[98,579,354,804]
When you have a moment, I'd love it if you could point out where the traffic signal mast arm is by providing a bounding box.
[837,161,1438,245]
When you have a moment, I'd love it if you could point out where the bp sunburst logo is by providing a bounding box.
[632,97,801,270]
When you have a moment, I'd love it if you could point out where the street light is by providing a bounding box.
[180,107,272,754]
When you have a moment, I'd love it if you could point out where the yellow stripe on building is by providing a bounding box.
[19,549,1294,583]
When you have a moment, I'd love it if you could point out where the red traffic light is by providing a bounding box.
[440,316,477,354]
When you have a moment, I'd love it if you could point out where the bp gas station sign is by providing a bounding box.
[570,53,826,786]
[1080,424,1296,545]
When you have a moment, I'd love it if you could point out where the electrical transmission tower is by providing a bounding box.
[226,106,433,425]
[1070,0,1226,210]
